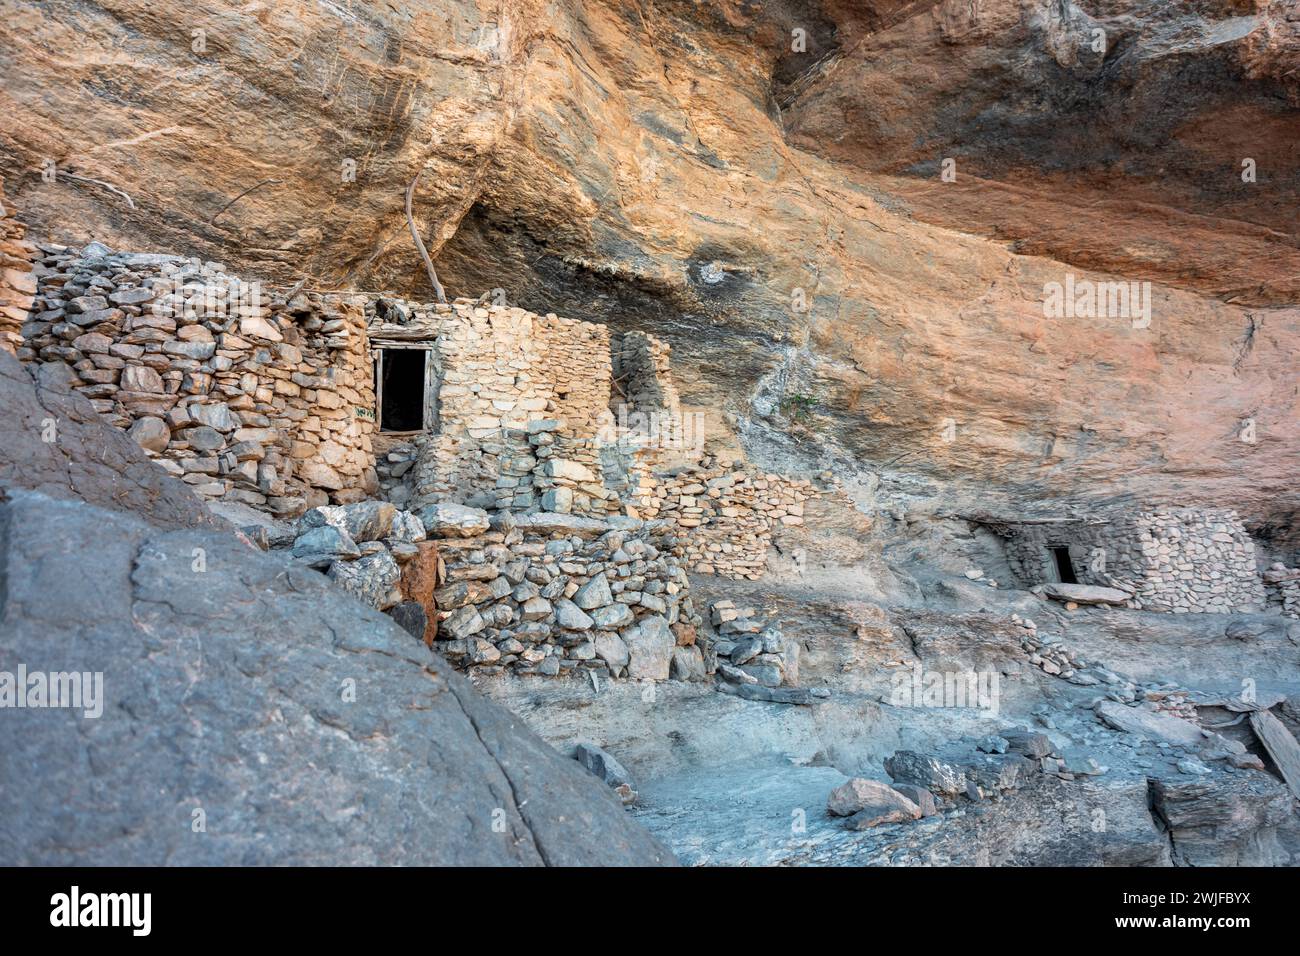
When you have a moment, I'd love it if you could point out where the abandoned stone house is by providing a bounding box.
[993,509,1268,614]
[7,229,814,578]
[1,224,833,683]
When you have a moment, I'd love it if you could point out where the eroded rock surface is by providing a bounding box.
[0,348,217,529]
[0,490,675,866]
[3,1,1296,537]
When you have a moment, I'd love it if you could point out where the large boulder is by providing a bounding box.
[291,525,361,567]
[299,501,397,543]
[573,743,637,806]
[884,751,969,796]
[828,777,919,818]
[0,491,676,865]
[593,631,630,671]
[827,778,923,831]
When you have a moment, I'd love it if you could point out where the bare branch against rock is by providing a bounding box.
[209,178,282,224]
[405,168,447,304]
[60,171,136,209]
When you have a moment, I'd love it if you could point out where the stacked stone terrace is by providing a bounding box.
[427,506,705,681]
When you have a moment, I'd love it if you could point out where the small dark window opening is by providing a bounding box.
[379,349,426,432]
[1051,546,1078,584]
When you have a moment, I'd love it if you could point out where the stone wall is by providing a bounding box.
[645,457,816,580]
[19,245,376,514]
[1002,518,1112,589]
[1120,510,1264,613]
[612,329,681,427]
[1001,509,1266,614]
[427,507,705,681]
[368,297,816,582]
[376,300,621,518]
[19,234,822,622]
[1262,564,1300,619]
[0,178,37,353]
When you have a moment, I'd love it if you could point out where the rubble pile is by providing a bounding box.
[707,600,800,689]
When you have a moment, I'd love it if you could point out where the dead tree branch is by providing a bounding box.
[60,171,136,209]
[405,168,447,304]
[209,178,281,224]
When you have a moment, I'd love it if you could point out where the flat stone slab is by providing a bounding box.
[716,682,829,705]
[1043,583,1132,606]
[1095,701,1205,748]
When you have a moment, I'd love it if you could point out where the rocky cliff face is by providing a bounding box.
[3,0,1296,539]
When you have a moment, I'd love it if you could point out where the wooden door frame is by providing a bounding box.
[372,343,436,433]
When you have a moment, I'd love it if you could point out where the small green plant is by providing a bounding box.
[779,392,820,423]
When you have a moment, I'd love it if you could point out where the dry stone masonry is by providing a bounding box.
[422,506,702,681]
[19,244,376,514]
[15,244,1286,691]
[15,250,832,681]
[0,178,37,354]
[363,295,816,581]
[367,296,617,517]
[644,459,816,580]
[1263,563,1300,619]
[999,508,1266,614]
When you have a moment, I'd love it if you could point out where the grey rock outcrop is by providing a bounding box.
[0,490,676,866]
[1150,773,1294,866]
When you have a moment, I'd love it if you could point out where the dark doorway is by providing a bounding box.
[379,349,426,432]
[1051,546,1078,584]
